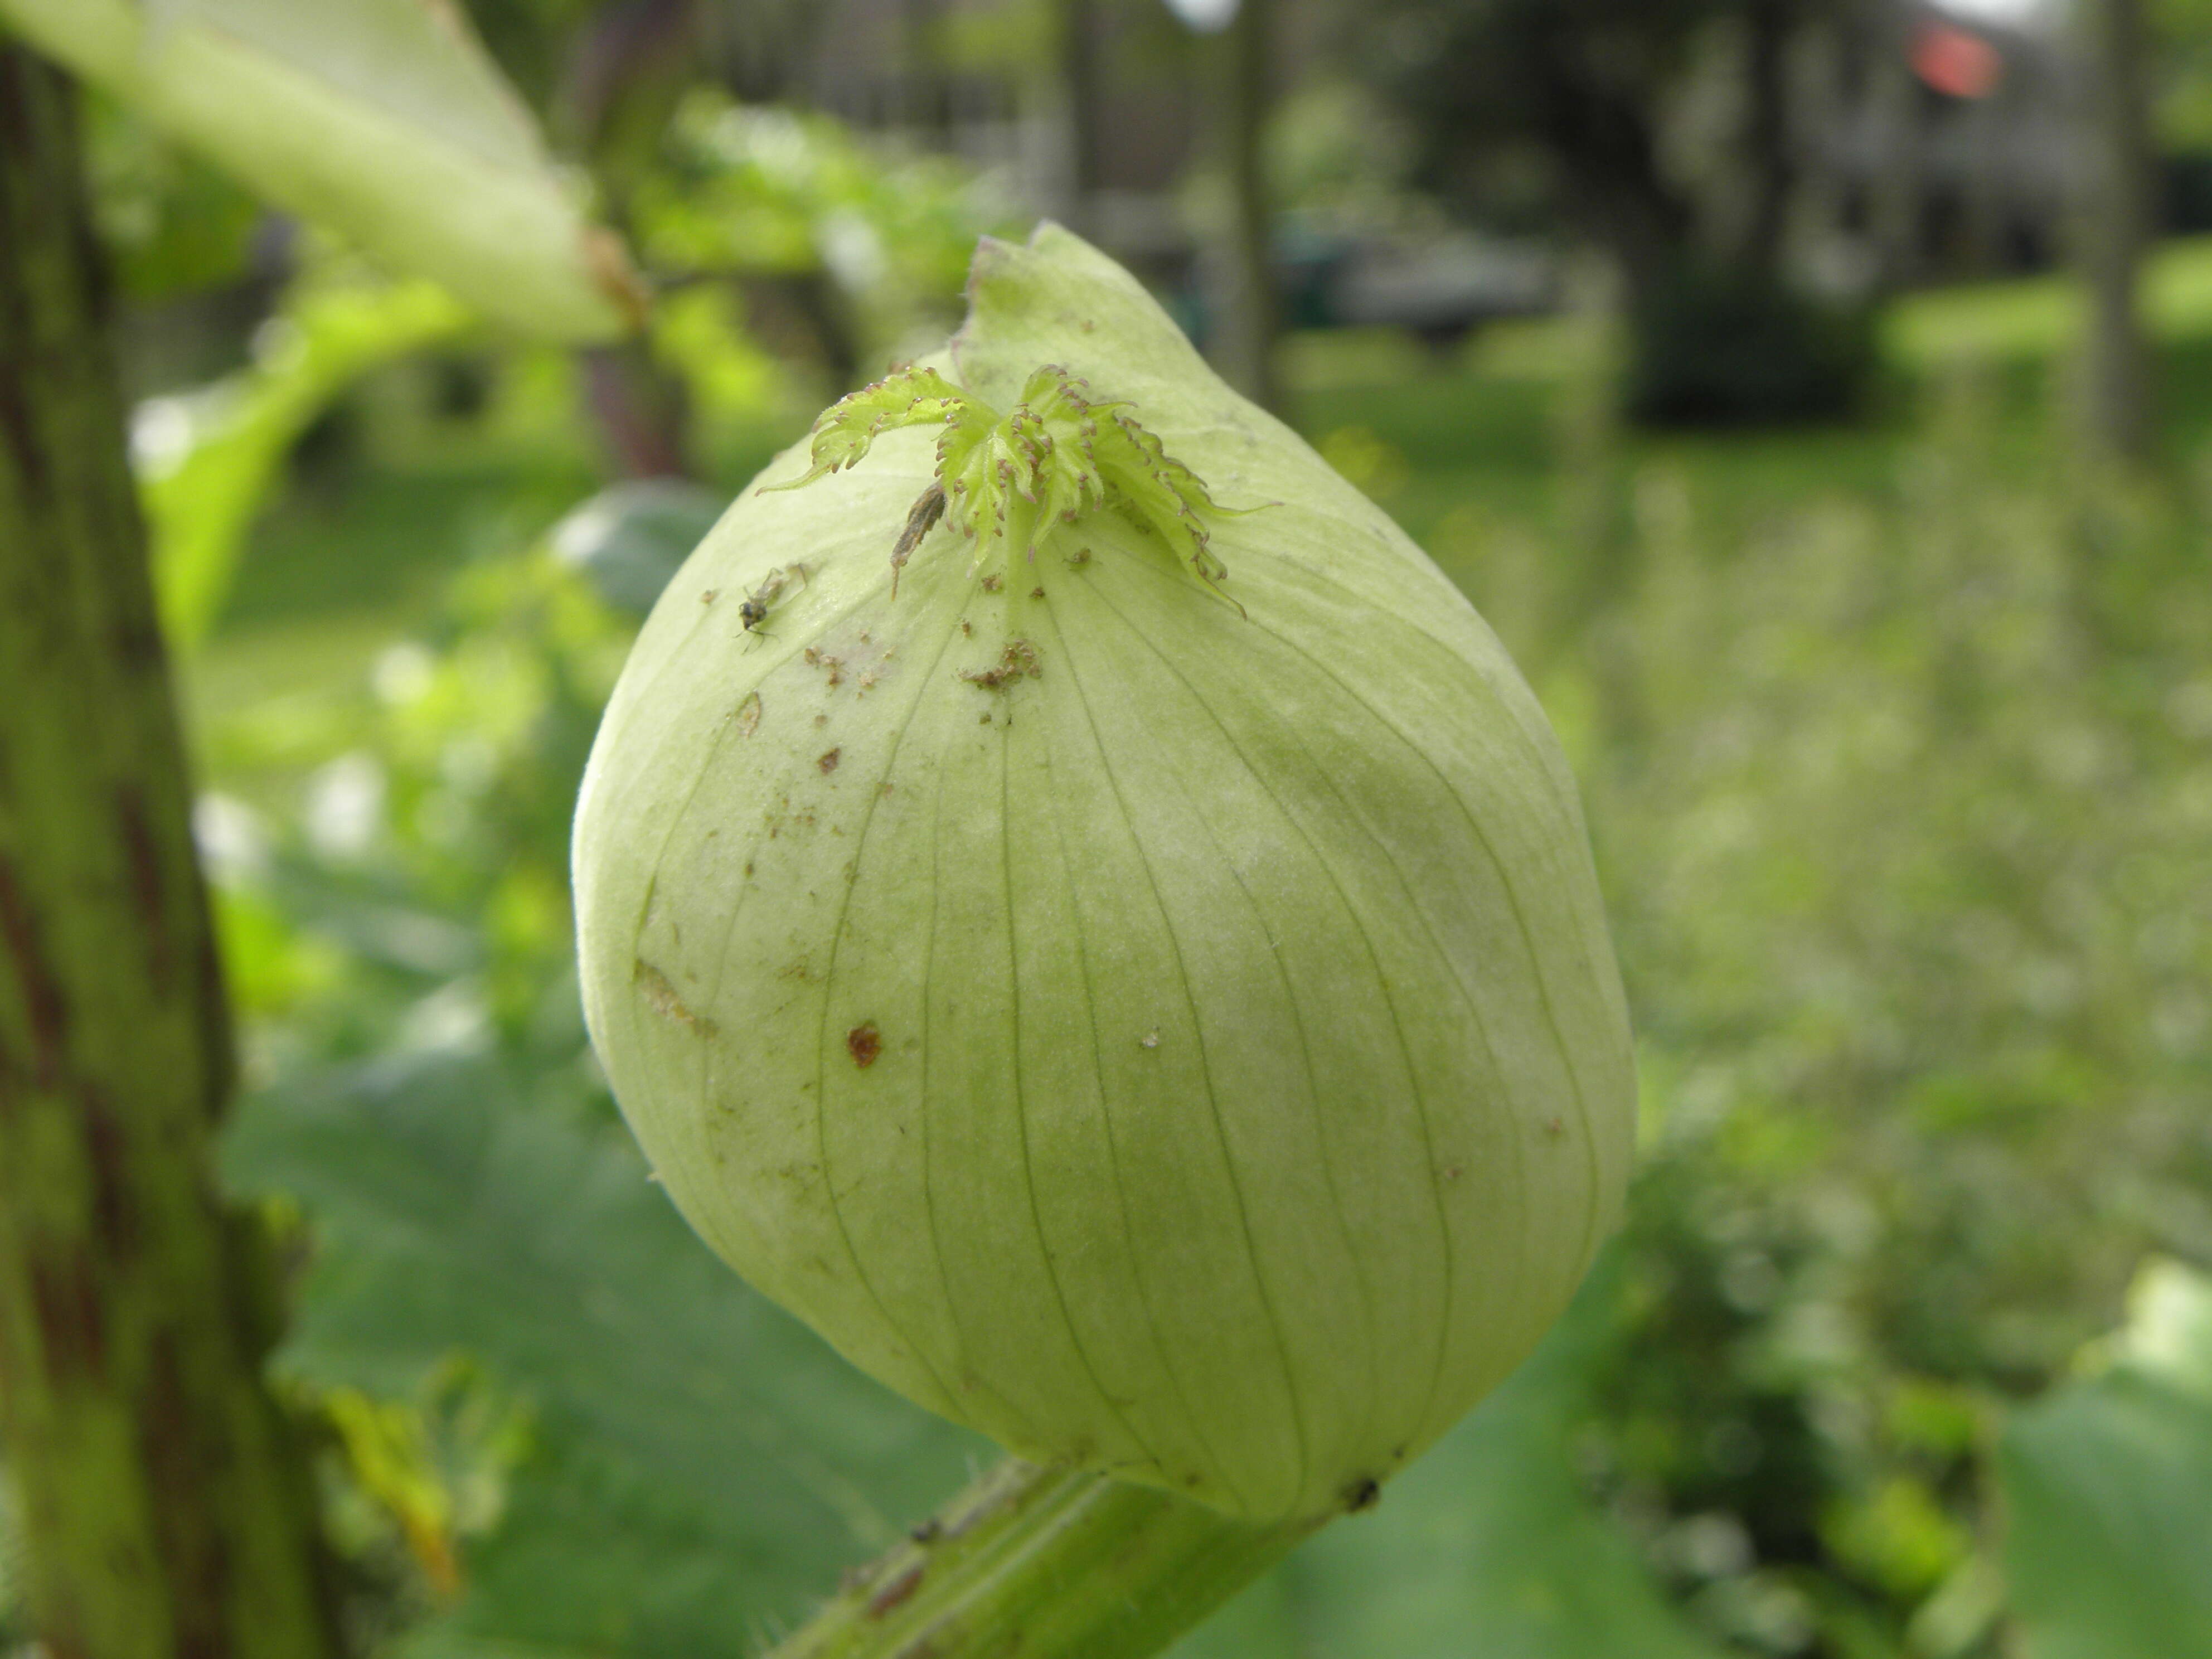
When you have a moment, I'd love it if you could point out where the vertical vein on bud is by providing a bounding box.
[1077,574,1486,1464]
[1047,602,1314,1517]
[999,705,1161,1474]
[918,696,1046,1442]
[1034,723,1244,1506]
[615,584,901,1014]
[1065,580,1390,1478]
[1083,556,1512,1445]
[809,613,979,1422]
[1231,597,1608,1370]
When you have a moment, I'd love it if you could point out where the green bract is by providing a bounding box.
[573,226,1635,1522]
[762,361,1247,599]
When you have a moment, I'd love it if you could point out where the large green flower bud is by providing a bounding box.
[573,226,1634,1522]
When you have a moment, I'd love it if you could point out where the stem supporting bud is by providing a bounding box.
[769,1459,1322,1659]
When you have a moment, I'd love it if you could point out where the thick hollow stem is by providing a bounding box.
[769,1459,1322,1659]
[0,43,340,1659]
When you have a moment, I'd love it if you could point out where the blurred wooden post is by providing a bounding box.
[1060,0,1105,240]
[0,43,341,1659]
[2075,0,2157,464]
[1867,0,1922,287]
[1210,0,1280,414]
[1741,0,1797,277]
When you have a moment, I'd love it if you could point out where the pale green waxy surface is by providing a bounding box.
[0,0,638,342]
[573,226,1634,1521]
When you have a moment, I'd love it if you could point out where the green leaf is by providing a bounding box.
[762,366,977,493]
[549,482,729,619]
[140,274,470,649]
[223,1041,986,1656]
[765,357,1248,601]
[2000,1259,2212,1659]
[0,0,640,341]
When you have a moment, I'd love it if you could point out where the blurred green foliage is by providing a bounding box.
[2002,1259,2212,1659]
[634,89,1007,355]
[1622,263,1875,426]
[6,45,2211,1659]
[164,299,2212,1657]
[142,264,472,648]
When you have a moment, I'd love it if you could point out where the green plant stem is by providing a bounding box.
[769,1459,1323,1659]
[0,42,340,1659]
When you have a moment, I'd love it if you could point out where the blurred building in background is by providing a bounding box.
[1802,0,2072,287]
[712,0,2125,348]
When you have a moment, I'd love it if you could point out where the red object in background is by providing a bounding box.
[1913,19,2005,99]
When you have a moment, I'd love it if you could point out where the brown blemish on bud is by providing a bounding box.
[819,748,842,774]
[1342,1477,1381,1512]
[847,1022,883,1067]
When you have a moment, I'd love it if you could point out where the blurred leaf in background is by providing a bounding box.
[82,94,265,305]
[141,267,473,649]
[549,480,728,618]
[2002,1259,2212,1659]
[0,0,641,340]
[226,1041,985,1655]
[0,1473,21,1655]
[8,0,2210,1650]
[634,89,1017,379]
[1183,1257,1726,1659]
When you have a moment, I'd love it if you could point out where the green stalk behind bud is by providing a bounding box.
[767,1459,1321,1659]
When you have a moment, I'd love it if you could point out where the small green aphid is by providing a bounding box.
[739,562,807,643]
[764,360,1253,614]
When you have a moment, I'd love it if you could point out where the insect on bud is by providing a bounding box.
[573,225,1635,1522]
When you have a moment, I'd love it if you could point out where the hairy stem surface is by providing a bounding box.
[770,1459,1321,1659]
[0,43,339,1659]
